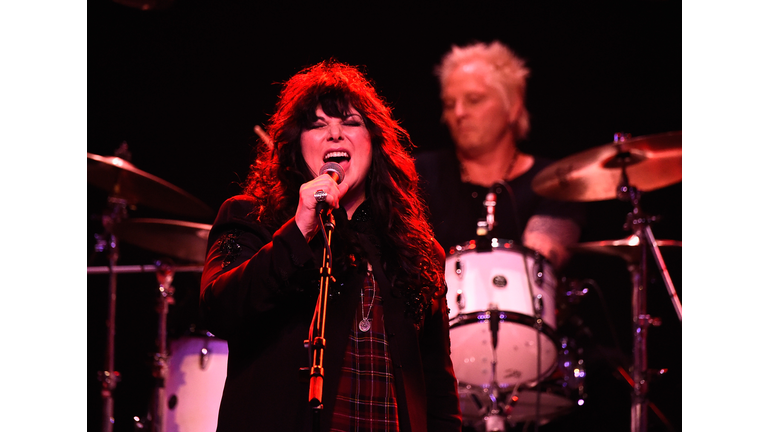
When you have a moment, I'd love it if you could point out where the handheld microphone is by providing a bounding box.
[320,162,345,184]
[316,162,345,217]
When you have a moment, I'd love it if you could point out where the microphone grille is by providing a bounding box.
[319,162,345,184]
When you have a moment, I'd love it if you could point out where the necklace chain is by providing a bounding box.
[460,149,520,184]
[359,265,375,332]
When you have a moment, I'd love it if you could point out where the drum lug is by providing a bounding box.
[534,252,545,287]
[456,290,466,311]
[199,340,210,370]
[534,294,544,330]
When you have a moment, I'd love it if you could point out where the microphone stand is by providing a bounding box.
[308,208,335,431]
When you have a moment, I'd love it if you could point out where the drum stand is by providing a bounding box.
[616,160,682,432]
[88,262,204,431]
[481,287,547,431]
[484,309,506,432]
[95,197,128,432]
[93,198,176,432]
[146,261,176,432]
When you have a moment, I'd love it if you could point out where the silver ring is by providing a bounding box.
[313,189,327,203]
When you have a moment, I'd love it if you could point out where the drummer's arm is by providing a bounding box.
[522,214,581,270]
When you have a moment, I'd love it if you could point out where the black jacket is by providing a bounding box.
[200,195,461,432]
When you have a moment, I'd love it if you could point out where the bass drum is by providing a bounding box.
[445,240,559,389]
[164,335,228,432]
[458,337,587,428]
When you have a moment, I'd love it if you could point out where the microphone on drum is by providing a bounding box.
[477,188,497,237]
[478,181,509,238]
[489,308,500,350]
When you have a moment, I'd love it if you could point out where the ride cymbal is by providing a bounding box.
[532,131,682,202]
[88,152,214,219]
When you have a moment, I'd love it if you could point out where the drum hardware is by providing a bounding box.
[555,278,594,332]
[456,290,466,311]
[112,218,212,264]
[477,189,497,236]
[613,365,676,432]
[145,260,177,432]
[476,220,489,237]
[457,336,588,430]
[88,148,214,432]
[446,241,564,431]
[533,253,545,287]
[94,195,128,432]
[485,307,505,432]
[540,131,682,432]
[199,338,212,369]
[519,247,548,430]
[87,264,205,275]
[529,278,545,429]
[619,161,680,432]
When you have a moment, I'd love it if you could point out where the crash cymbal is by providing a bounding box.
[569,234,682,263]
[532,131,682,202]
[112,218,212,263]
[88,153,214,219]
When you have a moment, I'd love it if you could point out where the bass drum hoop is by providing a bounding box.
[449,310,559,385]
[449,310,557,343]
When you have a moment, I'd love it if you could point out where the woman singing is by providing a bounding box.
[200,60,461,432]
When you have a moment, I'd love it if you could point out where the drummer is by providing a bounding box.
[415,41,586,270]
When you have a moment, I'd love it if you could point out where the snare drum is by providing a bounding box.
[164,335,228,432]
[445,239,559,388]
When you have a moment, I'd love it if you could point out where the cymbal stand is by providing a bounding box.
[147,261,175,432]
[615,142,682,432]
[95,197,128,432]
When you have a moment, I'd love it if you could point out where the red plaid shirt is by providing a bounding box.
[330,271,399,432]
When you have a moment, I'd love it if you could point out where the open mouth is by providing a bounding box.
[323,151,350,164]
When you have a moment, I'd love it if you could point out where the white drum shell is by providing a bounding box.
[164,336,228,432]
[445,241,559,388]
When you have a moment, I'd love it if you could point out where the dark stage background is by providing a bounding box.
[88,1,682,431]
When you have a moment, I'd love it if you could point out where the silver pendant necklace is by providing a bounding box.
[359,265,375,332]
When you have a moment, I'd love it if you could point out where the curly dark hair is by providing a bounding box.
[243,60,445,323]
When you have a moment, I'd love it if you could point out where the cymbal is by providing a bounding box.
[112,218,212,263]
[569,234,682,263]
[531,131,682,202]
[88,153,214,219]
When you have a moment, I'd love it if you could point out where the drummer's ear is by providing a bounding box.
[507,97,523,125]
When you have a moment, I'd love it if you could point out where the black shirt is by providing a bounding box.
[415,148,587,254]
